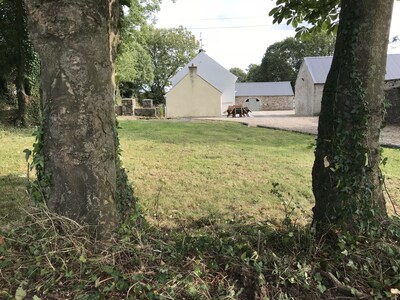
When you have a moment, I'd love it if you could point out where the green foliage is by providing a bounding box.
[271,182,306,230]
[229,67,247,82]
[116,1,198,105]
[257,33,335,84]
[115,0,160,100]
[245,63,262,82]
[119,0,160,31]
[114,120,141,224]
[143,26,199,105]
[116,25,199,104]
[116,38,154,89]
[23,125,49,204]
[269,0,340,39]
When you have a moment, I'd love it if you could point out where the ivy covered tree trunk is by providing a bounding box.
[25,0,123,236]
[312,0,393,231]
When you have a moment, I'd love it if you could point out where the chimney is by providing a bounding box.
[188,63,197,75]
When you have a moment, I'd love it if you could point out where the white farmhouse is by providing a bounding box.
[166,50,237,118]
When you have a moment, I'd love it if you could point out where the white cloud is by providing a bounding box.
[155,1,400,69]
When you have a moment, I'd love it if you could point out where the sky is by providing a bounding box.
[155,0,400,71]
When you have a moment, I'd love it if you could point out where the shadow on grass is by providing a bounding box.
[0,174,30,225]
[1,204,400,299]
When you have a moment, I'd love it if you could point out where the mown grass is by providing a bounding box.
[1,120,400,226]
[118,119,400,226]
[0,126,34,224]
[1,120,400,299]
[118,120,316,227]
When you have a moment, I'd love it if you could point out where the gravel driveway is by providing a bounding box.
[202,110,400,148]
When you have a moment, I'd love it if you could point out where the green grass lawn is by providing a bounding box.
[1,120,399,227]
[0,126,35,224]
[119,120,316,227]
[2,120,400,299]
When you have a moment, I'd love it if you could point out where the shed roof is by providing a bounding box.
[235,82,294,96]
[304,53,400,84]
[386,54,400,80]
[170,51,237,92]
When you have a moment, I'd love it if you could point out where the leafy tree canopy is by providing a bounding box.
[246,63,262,82]
[229,67,247,82]
[269,0,340,38]
[258,33,335,84]
[115,1,199,105]
[142,25,199,105]
[115,0,160,99]
[119,0,160,31]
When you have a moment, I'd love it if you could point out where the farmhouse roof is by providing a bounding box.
[235,81,294,97]
[304,53,400,84]
[386,53,400,80]
[170,51,237,91]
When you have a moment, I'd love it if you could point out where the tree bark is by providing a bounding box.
[25,0,121,236]
[312,0,393,231]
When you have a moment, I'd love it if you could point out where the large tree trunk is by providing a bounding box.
[312,0,393,231]
[25,0,121,236]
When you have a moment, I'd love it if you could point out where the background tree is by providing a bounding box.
[246,63,262,82]
[0,0,40,125]
[229,67,247,82]
[115,0,158,100]
[116,41,153,98]
[271,0,393,232]
[143,26,199,105]
[258,33,335,85]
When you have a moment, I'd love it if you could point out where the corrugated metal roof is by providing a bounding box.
[235,82,294,96]
[304,54,400,83]
[170,51,237,92]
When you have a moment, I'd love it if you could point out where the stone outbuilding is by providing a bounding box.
[295,54,400,118]
[235,82,294,111]
[166,51,237,118]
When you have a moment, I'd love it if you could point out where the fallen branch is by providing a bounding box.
[322,271,371,299]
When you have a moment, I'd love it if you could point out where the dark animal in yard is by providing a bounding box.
[225,105,251,117]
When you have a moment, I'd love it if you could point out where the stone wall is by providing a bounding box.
[385,79,400,90]
[385,87,400,124]
[235,95,294,111]
[121,98,135,115]
[142,99,153,108]
[134,108,156,117]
